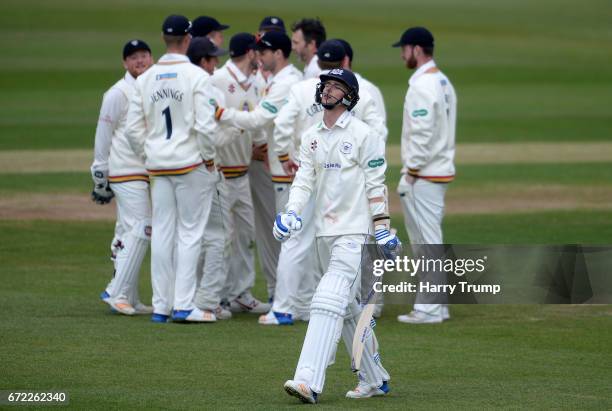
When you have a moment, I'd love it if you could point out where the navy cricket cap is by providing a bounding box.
[123,39,151,59]
[162,15,192,36]
[192,16,230,37]
[317,40,346,62]
[229,33,256,57]
[187,37,228,65]
[332,38,353,62]
[255,31,291,57]
[259,16,285,32]
[392,27,434,48]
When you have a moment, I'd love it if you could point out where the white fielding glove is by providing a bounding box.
[375,226,401,260]
[273,211,303,242]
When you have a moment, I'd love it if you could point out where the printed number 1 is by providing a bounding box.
[162,106,172,139]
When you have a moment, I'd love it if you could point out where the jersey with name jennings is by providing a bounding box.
[126,53,217,175]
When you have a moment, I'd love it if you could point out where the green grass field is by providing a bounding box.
[1,0,611,409]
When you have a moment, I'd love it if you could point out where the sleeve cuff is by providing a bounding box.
[204,159,215,167]
[278,153,290,163]
[214,107,225,121]
[407,168,420,177]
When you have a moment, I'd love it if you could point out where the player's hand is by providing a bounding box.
[375,227,401,260]
[252,144,267,161]
[281,158,299,176]
[91,169,114,205]
[273,211,303,242]
[404,174,417,185]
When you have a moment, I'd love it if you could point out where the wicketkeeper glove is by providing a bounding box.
[91,169,114,205]
[375,227,401,260]
[273,211,303,242]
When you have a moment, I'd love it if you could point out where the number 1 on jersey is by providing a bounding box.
[162,106,172,139]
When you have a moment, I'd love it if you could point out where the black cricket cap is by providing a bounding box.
[332,38,353,62]
[255,31,291,57]
[229,33,256,57]
[192,16,230,37]
[392,26,434,48]
[259,16,285,32]
[317,40,346,62]
[162,15,192,36]
[187,37,228,64]
[123,39,151,59]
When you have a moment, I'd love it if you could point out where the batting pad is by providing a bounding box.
[110,219,151,299]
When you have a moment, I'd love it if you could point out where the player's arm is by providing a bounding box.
[402,85,437,176]
[90,89,125,204]
[125,84,147,161]
[215,82,286,131]
[193,74,218,165]
[272,85,300,161]
[274,136,315,241]
[360,93,389,145]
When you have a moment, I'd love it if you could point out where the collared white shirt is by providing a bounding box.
[303,54,321,80]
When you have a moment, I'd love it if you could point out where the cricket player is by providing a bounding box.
[393,27,457,324]
[186,36,236,321]
[126,15,219,323]
[193,33,270,314]
[259,39,386,326]
[247,17,287,301]
[276,68,396,403]
[291,18,326,79]
[93,39,154,316]
[191,15,230,46]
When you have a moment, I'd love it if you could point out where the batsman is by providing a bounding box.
[274,68,399,403]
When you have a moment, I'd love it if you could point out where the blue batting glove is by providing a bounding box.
[375,228,401,260]
[273,211,303,242]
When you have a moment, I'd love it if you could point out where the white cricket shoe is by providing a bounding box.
[230,292,270,314]
[214,305,232,320]
[397,310,443,324]
[133,301,153,315]
[346,380,390,399]
[442,305,450,321]
[172,308,216,323]
[258,311,294,325]
[110,298,136,316]
[284,380,318,404]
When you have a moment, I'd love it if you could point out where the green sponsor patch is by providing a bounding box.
[261,101,278,113]
[209,98,217,106]
[412,109,428,117]
[368,158,385,168]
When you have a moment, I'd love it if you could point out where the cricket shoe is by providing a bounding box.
[100,291,111,304]
[172,308,216,323]
[133,301,154,315]
[442,305,450,321]
[258,311,293,325]
[284,380,318,404]
[214,305,232,320]
[230,292,270,314]
[109,298,136,315]
[346,380,390,399]
[397,310,443,324]
[151,313,169,323]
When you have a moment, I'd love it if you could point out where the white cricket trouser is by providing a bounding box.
[293,234,387,393]
[150,165,217,315]
[272,195,317,317]
[220,174,256,301]
[195,179,229,311]
[398,177,449,315]
[105,180,151,304]
[249,160,280,299]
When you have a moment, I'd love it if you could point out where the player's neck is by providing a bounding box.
[231,58,252,77]
[415,56,433,69]
[272,59,289,75]
[166,46,187,56]
[322,107,346,129]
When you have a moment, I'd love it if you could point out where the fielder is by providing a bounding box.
[126,15,219,323]
[191,15,230,46]
[290,18,326,79]
[93,39,154,316]
[260,40,387,326]
[276,69,396,403]
[393,27,457,324]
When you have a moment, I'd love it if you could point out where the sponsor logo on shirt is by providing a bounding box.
[412,109,428,117]
[261,101,278,113]
[323,162,341,169]
[340,142,353,154]
[368,158,385,168]
[306,103,323,117]
[228,84,236,94]
[156,73,178,80]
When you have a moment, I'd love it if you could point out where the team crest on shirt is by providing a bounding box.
[310,139,318,151]
[340,141,352,154]
[228,84,236,94]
